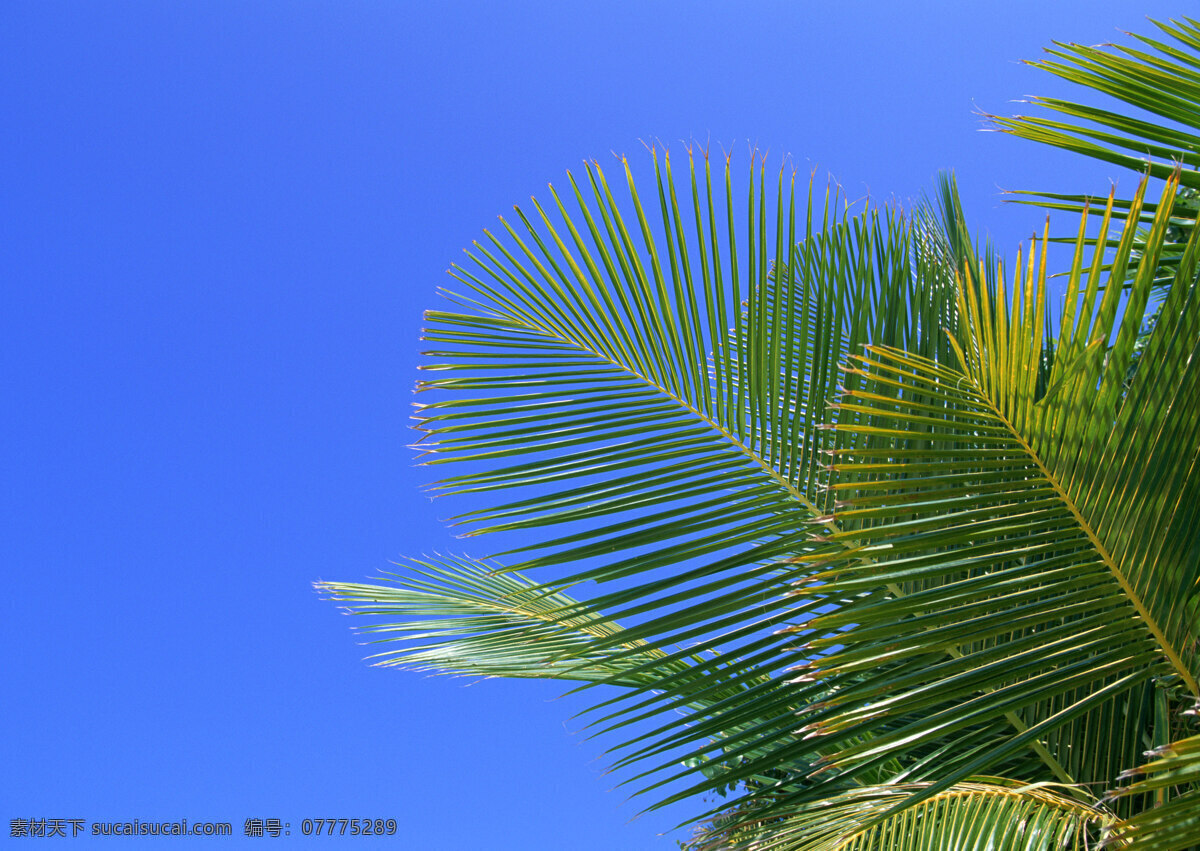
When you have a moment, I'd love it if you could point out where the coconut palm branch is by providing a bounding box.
[1106,731,1200,849]
[993,15,1200,294]
[404,148,960,669]
[321,154,1199,845]
[746,172,1199,842]
[994,16,1200,183]
[688,781,1114,851]
[322,149,976,811]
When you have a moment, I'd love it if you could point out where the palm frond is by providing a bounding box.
[596,173,1192,827]
[321,152,973,826]
[993,16,1200,292]
[737,173,1200,819]
[1105,731,1200,849]
[994,17,1200,186]
[689,781,1112,851]
[315,555,685,686]
[413,149,956,666]
[321,150,1199,841]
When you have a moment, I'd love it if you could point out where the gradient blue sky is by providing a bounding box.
[2,2,1185,848]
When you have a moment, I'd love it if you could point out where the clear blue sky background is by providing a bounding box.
[1,2,1186,848]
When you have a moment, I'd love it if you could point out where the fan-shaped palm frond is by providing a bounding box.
[326,149,964,811]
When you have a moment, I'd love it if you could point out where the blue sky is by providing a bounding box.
[1,2,1186,848]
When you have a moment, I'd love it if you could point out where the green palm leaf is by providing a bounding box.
[315,555,685,685]
[324,149,971,822]
[412,149,957,668]
[757,173,1200,820]
[995,16,1200,185]
[994,16,1200,295]
[1106,732,1200,849]
[690,781,1112,851]
[322,130,1199,844]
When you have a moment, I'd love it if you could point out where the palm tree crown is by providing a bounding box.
[319,15,1200,850]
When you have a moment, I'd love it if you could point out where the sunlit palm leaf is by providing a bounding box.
[413,149,956,666]
[689,781,1112,851]
[994,16,1200,293]
[321,149,1199,841]
[748,174,1200,820]
[995,16,1200,186]
[315,555,684,685]
[324,150,966,823]
[316,10,1200,846]
[1106,732,1200,849]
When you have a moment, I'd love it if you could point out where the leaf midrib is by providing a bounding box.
[967,367,1200,699]
[447,310,822,517]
